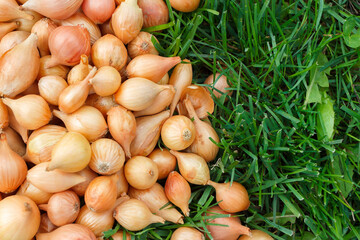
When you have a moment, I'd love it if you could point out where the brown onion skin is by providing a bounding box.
[204,206,251,240]
[207,181,250,213]
[138,0,169,28]
[82,0,115,24]
[0,133,27,193]
[36,224,97,240]
[86,94,118,117]
[171,227,204,240]
[47,25,91,67]
[169,0,200,12]
[84,175,117,213]
[238,230,274,240]
[46,190,80,227]
[38,55,69,80]
[91,34,128,71]
[127,32,159,59]
[124,156,158,190]
[71,167,98,196]
[148,148,176,180]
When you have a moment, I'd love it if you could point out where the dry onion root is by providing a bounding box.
[0,2,259,239]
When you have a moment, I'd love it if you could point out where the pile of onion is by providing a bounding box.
[0,0,273,240]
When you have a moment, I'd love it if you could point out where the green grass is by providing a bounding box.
[106,0,360,239]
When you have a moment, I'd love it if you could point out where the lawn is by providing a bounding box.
[106,0,360,239]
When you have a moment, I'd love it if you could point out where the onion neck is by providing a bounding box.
[150,214,165,224]
[45,56,62,69]
[52,110,68,122]
[17,7,34,21]
[235,223,251,237]
[184,98,200,122]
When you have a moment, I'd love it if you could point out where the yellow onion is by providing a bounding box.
[161,115,195,150]
[42,190,80,227]
[238,230,274,240]
[112,0,143,44]
[90,138,125,175]
[67,54,93,85]
[138,0,169,28]
[22,0,83,20]
[124,156,158,190]
[17,180,52,205]
[127,32,159,59]
[38,75,68,106]
[91,34,127,71]
[115,168,129,197]
[3,127,26,156]
[0,22,19,40]
[171,227,204,240]
[27,162,86,193]
[207,181,250,213]
[99,20,114,35]
[71,167,98,196]
[38,213,57,233]
[0,0,33,21]
[47,25,91,68]
[48,132,91,172]
[0,98,8,129]
[158,72,169,85]
[0,30,29,56]
[86,94,118,117]
[38,55,69,80]
[2,94,51,130]
[76,205,114,237]
[76,196,129,237]
[184,98,219,162]
[126,55,181,83]
[204,73,232,99]
[58,68,97,113]
[107,106,136,158]
[148,148,176,180]
[89,66,121,97]
[165,171,191,216]
[82,0,115,24]
[181,85,214,118]
[53,106,108,142]
[31,18,57,56]
[134,86,175,117]
[36,224,96,240]
[128,183,184,224]
[114,198,165,231]
[204,206,251,240]
[0,195,40,240]
[85,174,118,212]
[115,77,171,111]
[54,12,101,45]
[169,0,200,12]
[130,110,170,156]
[0,33,39,97]
[7,108,28,143]
[15,10,42,32]
[169,59,192,115]
[0,133,27,193]
[170,151,210,185]
[24,125,67,165]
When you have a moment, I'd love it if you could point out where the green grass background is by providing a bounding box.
[107,0,360,239]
